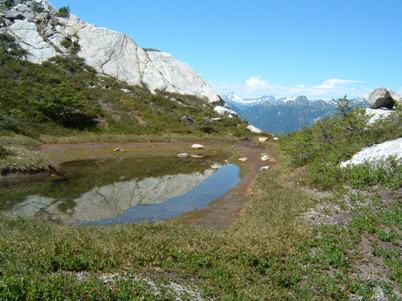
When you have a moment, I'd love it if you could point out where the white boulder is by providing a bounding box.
[213,106,237,117]
[177,153,189,158]
[247,124,263,134]
[261,155,270,161]
[365,88,401,109]
[365,108,394,125]
[191,144,205,149]
[340,138,402,167]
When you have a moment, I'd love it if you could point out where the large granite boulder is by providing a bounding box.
[340,137,402,167]
[366,88,401,109]
[0,0,220,103]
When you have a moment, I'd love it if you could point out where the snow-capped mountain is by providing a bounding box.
[223,93,367,134]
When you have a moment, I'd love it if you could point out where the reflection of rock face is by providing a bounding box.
[12,169,215,224]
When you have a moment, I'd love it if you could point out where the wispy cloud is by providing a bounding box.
[313,78,364,89]
[214,77,367,99]
[245,76,273,93]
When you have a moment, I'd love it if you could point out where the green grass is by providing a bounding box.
[1,142,400,300]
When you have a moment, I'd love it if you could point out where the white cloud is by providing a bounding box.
[245,76,272,92]
[214,76,367,99]
[314,78,364,89]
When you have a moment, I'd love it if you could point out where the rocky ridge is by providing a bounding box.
[0,0,220,103]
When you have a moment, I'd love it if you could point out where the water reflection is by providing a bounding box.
[0,156,240,224]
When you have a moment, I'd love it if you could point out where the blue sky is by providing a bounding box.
[51,0,402,99]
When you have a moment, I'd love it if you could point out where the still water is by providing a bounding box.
[0,156,240,225]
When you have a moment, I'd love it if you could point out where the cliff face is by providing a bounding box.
[0,0,220,103]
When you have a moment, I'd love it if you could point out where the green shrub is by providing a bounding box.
[31,2,44,13]
[61,36,80,56]
[332,95,353,116]
[342,159,402,189]
[33,85,98,129]
[282,101,402,190]
[0,33,27,58]
[60,37,72,49]
[143,48,161,52]
[0,47,249,138]
[0,110,19,132]
[0,145,13,159]
[56,6,70,17]
[4,0,14,8]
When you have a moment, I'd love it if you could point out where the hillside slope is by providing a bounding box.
[0,37,248,140]
[0,0,220,102]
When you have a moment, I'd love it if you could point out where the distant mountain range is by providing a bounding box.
[223,93,368,134]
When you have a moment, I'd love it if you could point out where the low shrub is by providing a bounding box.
[4,0,14,8]
[0,145,13,159]
[342,159,402,190]
[282,101,402,190]
[0,33,27,58]
[31,2,44,13]
[56,6,70,18]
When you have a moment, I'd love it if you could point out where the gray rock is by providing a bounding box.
[340,137,402,167]
[8,19,57,63]
[33,11,49,22]
[365,108,394,125]
[366,87,401,109]
[0,1,221,103]
[6,4,35,20]
[181,115,195,124]
[177,153,189,158]
[4,9,26,21]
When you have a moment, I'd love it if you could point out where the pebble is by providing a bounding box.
[238,157,248,162]
[191,144,205,149]
[177,153,189,158]
[261,155,270,161]
[211,163,222,169]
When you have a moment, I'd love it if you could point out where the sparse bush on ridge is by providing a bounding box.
[56,5,70,18]
[143,48,161,52]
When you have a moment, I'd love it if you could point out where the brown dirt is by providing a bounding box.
[171,142,275,230]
